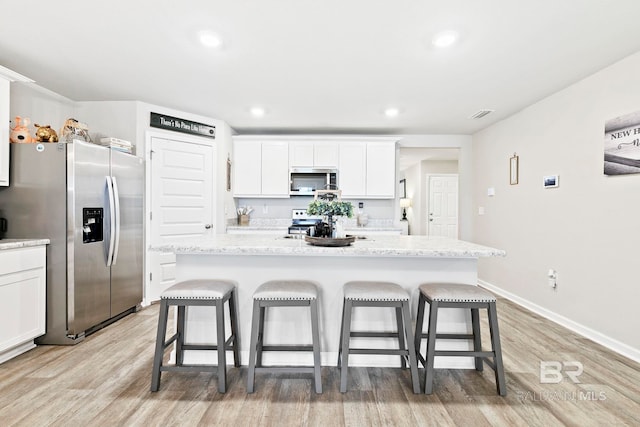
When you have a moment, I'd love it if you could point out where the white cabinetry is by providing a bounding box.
[339,139,396,199]
[365,141,396,197]
[0,66,32,187]
[233,138,289,197]
[0,76,10,187]
[289,140,339,168]
[0,245,46,363]
[338,142,367,196]
[261,141,289,196]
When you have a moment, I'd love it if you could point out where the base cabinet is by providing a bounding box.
[0,246,46,363]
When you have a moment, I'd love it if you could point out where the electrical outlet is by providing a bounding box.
[262,204,268,214]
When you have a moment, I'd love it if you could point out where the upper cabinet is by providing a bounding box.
[0,76,10,187]
[0,66,33,187]
[233,137,289,198]
[233,135,397,199]
[289,140,339,168]
[339,139,396,199]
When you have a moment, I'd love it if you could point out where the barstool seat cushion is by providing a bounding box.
[419,283,496,303]
[161,279,235,300]
[253,280,318,300]
[344,281,409,301]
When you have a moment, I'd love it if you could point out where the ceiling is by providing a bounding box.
[2,1,640,136]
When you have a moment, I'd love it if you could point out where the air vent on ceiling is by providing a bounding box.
[469,109,494,119]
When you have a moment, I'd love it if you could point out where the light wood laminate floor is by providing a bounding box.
[0,297,638,426]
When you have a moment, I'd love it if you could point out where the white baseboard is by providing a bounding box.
[478,280,640,364]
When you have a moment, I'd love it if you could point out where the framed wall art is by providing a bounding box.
[543,175,559,188]
[604,110,640,175]
[510,154,519,185]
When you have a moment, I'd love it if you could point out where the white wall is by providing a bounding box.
[472,51,640,360]
[10,83,76,133]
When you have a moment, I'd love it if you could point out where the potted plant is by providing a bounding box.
[307,199,354,238]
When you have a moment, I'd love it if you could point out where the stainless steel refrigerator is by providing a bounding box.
[0,139,144,344]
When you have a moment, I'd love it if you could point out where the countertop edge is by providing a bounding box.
[150,235,506,258]
[0,239,51,251]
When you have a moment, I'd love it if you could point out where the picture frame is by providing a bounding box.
[543,175,559,188]
[510,154,519,185]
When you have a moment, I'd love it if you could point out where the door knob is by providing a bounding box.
[205,224,213,229]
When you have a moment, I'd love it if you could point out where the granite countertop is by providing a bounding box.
[152,234,505,258]
[0,239,50,251]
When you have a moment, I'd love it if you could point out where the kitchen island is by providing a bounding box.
[153,234,505,368]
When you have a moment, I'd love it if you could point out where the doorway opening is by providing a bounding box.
[398,148,459,236]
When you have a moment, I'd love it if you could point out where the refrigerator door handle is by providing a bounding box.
[111,176,121,265]
[106,175,116,267]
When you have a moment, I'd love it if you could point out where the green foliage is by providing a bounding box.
[307,200,354,218]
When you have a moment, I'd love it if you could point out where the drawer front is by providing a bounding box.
[0,246,46,276]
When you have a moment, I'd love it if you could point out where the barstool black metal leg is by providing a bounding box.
[401,300,421,394]
[414,294,426,367]
[395,306,407,369]
[310,298,322,393]
[488,302,507,396]
[424,300,439,395]
[339,299,353,393]
[151,299,170,392]
[176,305,186,366]
[216,298,227,393]
[256,305,266,367]
[471,308,483,371]
[337,298,345,368]
[229,290,241,367]
[247,299,262,393]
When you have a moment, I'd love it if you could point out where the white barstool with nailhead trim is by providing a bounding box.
[150,279,240,393]
[247,280,322,393]
[414,282,506,395]
[337,281,420,393]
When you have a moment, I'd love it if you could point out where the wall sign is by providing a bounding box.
[604,110,640,175]
[150,112,215,139]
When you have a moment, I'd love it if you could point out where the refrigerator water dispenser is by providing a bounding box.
[82,208,103,243]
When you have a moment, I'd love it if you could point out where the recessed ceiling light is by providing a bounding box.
[199,31,222,48]
[384,107,400,117]
[432,30,459,48]
[250,107,265,117]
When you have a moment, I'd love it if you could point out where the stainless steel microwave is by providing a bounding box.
[289,168,338,196]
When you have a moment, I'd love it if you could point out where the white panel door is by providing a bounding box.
[148,136,214,301]
[428,175,459,238]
